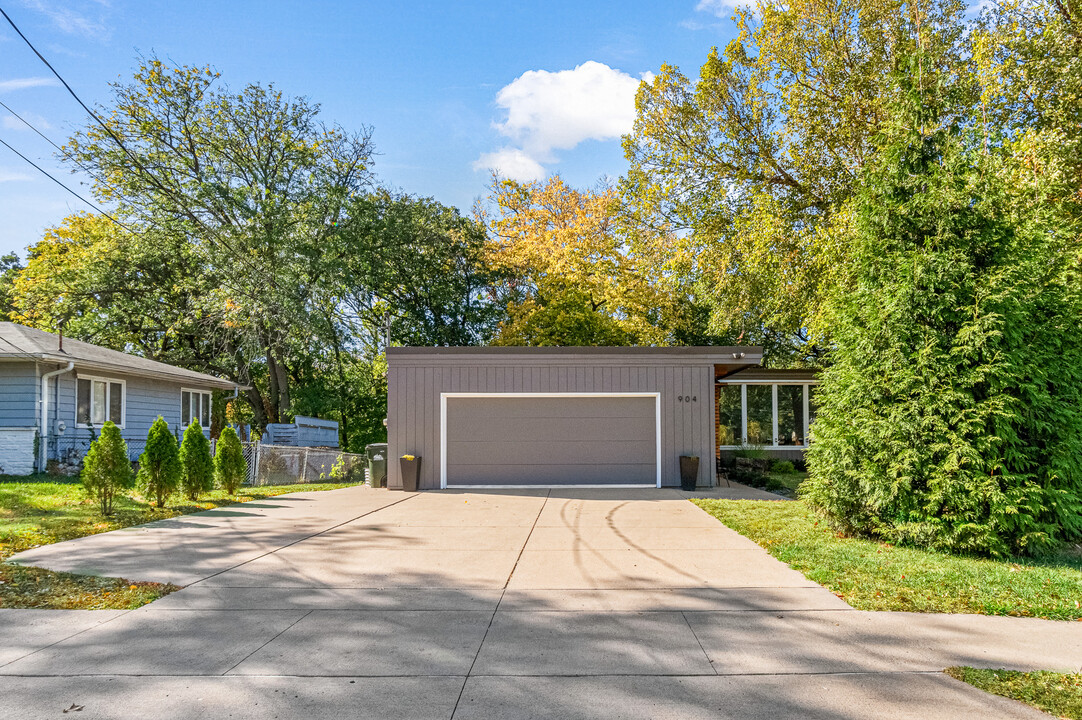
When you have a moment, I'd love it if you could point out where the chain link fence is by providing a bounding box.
[47,436,367,487]
[243,443,366,486]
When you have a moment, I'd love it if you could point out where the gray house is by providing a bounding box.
[0,322,238,475]
[386,346,767,490]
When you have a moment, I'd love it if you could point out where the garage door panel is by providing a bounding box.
[448,440,656,466]
[447,416,656,443]
[444,395,657,487]
[447,396,655,420]
[449,463,656,486]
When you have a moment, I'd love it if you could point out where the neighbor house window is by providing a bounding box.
[182,390,212,428]
[77,377,124,427]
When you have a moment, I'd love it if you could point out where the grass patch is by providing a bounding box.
[1,476,361,609]
[946,667,1082,719]
[693,499,1082,619]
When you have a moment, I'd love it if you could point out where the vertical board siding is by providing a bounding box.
[387,358,725,489]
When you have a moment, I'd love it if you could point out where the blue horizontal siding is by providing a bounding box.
[0,362,38,427]
[54,372,218,447]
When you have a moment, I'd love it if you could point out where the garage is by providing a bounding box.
[387,346,763,490]
[442,394,660,487]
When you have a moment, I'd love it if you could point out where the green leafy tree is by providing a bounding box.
[179,421,215,501]
[0,252,23,321]
[491,286,635,347]
[81,421,134,516]
[620,0,971,354]
[803,71,1082,557]
[137,416,181,508]
[62,55,375,427]
[214,426,247,495]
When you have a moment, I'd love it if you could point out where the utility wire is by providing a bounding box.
[0,99,63,153]
[0,4,303,296]
[0,134,133,231]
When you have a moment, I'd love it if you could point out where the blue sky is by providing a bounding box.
[0,0,739,257]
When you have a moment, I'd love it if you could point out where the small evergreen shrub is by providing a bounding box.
[771,460,796,474]
[214,426,247,495]
[81,421,133,516]
[137,416,181,508]
[179,421,214,501]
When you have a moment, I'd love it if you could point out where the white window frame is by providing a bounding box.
[181,388,213,429]
[716,381,819,450]
[439,392,662,490]
[76,375,126,429]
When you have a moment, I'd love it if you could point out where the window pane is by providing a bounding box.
[716,385,741,446]
[200,393,210,427]
[809,387,819,439]
[77,379,91,425]
[91,381,106,425]
[182,391,191,426]
[777,385,804,446]
[746,385,773,446]
[109,383,123,425]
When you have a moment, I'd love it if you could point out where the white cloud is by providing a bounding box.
[2,112,52,131]
[19,0,111,40]
[0,168,33,183]
[0,77,60,93]
[472,147,547,183]
[695,0,741,17]
[474,61,652,179]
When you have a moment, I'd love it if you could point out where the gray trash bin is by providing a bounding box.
[365,443,388,488]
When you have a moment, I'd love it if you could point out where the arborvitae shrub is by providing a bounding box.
[81,421,134,516]
[214,426,247,495]
[179,421,214,501]
[137,416,181,508]
[804,109,1082,557]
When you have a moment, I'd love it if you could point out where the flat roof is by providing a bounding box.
[388,345,764,368]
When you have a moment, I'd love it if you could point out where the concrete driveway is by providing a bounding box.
[3,485,1080,719]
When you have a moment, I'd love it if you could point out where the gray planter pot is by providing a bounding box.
[679,455,699,491]
[399,456,421,492]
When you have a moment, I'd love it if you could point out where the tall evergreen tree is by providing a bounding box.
[179,421,215,501]
[804,64,1082,556]
[138,417,182,508]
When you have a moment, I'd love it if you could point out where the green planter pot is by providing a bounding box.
[679,455,699,491]
[399,456,421,492]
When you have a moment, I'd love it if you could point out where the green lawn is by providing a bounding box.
[946,667,1082,719]
[1,476,362,609]
[693,498,1082,619]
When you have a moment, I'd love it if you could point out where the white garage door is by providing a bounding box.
[442,394,660,487]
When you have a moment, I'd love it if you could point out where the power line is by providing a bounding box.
[0,5,302,293]
[0,99,63,153]
[0,134,133,231]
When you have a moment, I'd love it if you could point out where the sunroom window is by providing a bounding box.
[77,378,124,426]
[716,381,817,448]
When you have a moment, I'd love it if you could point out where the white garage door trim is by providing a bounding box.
[440,392,662,489]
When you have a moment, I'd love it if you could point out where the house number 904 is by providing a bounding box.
[677,396,697,402]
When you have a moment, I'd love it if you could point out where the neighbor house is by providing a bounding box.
[0,322,239,475]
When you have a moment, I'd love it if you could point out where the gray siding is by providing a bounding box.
[0,362,39,427]
[446,396,656,486]
[388,356,718,490]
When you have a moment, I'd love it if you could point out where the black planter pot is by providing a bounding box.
[679,455,699,491]
[399,456,421,492]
